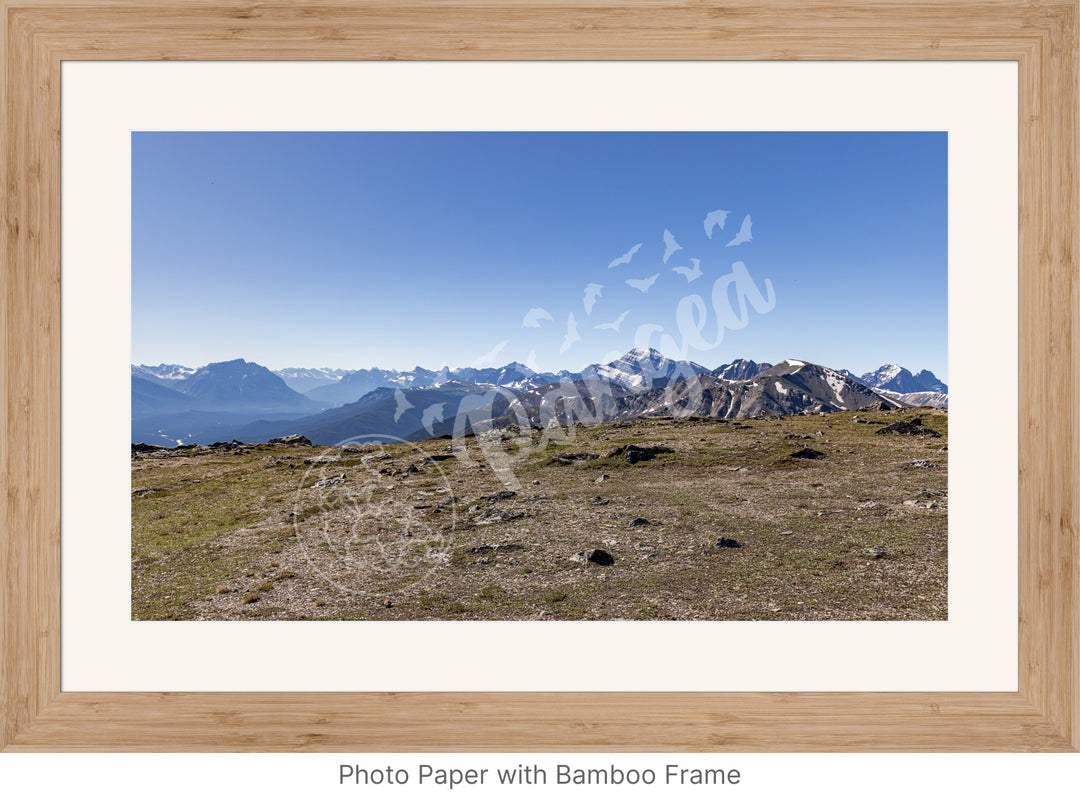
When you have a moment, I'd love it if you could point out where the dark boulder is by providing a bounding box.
[605,444,675,464]
[575,548,614,566]
[546,452,599,466]
[875,418,941,437]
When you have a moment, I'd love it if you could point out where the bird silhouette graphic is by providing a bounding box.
[393,389,414,423]
[561,313,580,354]
[594,309,631,332]
[608,243,643,268]
[671,258,702,282]
[521,307,553,328]
[726,215,752,247]
[626,273,660,293]
[704,209,730,238]
[582,283,603,315]
[472,339,508,367]
[422,403,445,435]
[662,229,683,264]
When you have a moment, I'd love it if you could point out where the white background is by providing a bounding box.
[8,61,1061,804]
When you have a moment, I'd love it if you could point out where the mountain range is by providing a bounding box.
[132,351,947,445]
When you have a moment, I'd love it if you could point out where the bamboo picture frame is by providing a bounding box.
[1,0,1076,752]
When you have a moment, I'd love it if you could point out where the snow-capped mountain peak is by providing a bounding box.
[579,348,709,389]
[861,364,947,395]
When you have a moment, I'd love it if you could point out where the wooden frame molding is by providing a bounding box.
[2,0,1076,752]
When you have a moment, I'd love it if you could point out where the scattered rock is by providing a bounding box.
[790,447,826,460]
[469,543,525,553]
[361,451,393,464]
[479,491,517,502]
[268,434,311,446]
[423,453,455,463]
[864,545,890,559]
[924,501,939,509]
[856,501,877,510]
[903,499,919,507]
[547,452,599,466]
[715,537,742,548]
[907,460,938,469]
[595,474,609,483]
[131,442,165,454]
[313,473,346,488]
[629,517,651,527]
[131,488,159,497]
[531,479,541,485]
[471,508,525,525]
[405,464,421,473]
[304,456,340,465]
[591,496,610,506]
[876,418,942,437]
[780,531,794,536]
[605,444,675,464]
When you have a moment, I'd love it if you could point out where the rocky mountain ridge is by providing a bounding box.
[132,352,947,446]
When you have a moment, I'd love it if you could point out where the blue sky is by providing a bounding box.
[132,131,947,379]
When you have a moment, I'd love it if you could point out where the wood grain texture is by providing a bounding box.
[1,0,1076,752]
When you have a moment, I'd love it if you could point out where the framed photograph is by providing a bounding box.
[2,1,1076,751]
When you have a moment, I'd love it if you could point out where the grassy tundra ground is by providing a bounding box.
[131,408,947,621]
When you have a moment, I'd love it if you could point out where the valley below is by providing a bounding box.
[132,407,948,622]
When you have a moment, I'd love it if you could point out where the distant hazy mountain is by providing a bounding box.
[273,367,351,394]
[912,370,948,394]
[130,359,322,444]
[450,362,573,389]
[131,363,197,389]
[305,362,574,405]
[131,375,198,416]
[305,366,440,404]
[171,359,315,411]
[860,363,948,394]
[712,358,773,381]
[229,380,502,445]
